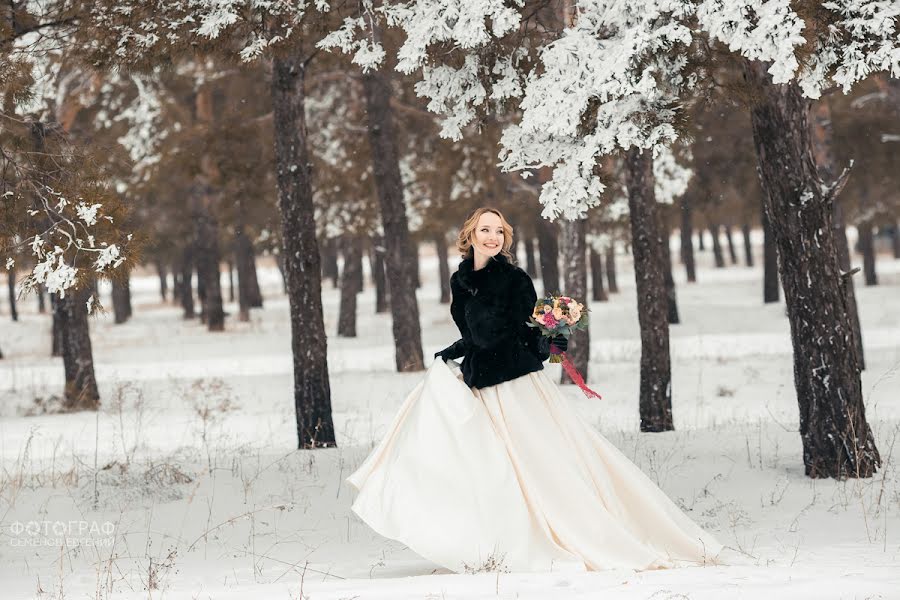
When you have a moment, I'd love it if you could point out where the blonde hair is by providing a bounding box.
[456,207,515,261]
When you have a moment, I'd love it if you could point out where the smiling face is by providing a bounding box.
[471,211,504,260]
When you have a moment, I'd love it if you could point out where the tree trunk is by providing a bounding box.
[111,274,131,324]
[171,259,182,305]
[155,260,168,302]
[234,222,256,322]
[810,98,864,371]
[57,286,100,411]
[559,219,589,385]
[680,196,696,282]
[724,225,738,264]
[857,221,877,286]
[892,222,900,259]
[624,148,673,432]
[524,237,539,278]
[660,217,679,325]
[226,260,235,303]
[369,238,389,313]
[710,225,725,268]
[744,60,880,478]
[50,292,62,356]
[435,234,451,304]
[589,246,607,302]
[604,244,618,293]
[337,235,362,337]
[37,284,46,313]
[361,46,425,372]
[321,237,339,289]
[193,198,225,332]
[762,202,780,303]
[7,264,17,321]
[271,53,336,448]
[181,244,195,319]
[536,216,560,295]
[197,263,207,324]
[410,240,421,289]
[741,223,754,267]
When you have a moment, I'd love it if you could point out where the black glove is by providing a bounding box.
[435,339,467,362]
[550,334,568,353]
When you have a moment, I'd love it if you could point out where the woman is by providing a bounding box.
[346,207,725,574]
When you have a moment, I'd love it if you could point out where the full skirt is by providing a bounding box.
[346,359,724,573]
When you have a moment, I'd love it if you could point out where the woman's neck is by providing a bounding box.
[472,250,490,271]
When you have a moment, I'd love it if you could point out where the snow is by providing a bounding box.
[1,237,899,599]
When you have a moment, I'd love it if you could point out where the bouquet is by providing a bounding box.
[528,295,589,363]
[527,294,601,399]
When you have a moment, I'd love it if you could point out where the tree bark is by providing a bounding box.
[410,240,421,289]
[155,260,168,302]
[271,53,336,448]
[761,202,780,303]
[57,286,100,411]
[810,98,864,371]
[321,237,339,289]
[892,222,900,259]
[589,246,607,302]
[361,47,425,372]
[50,292,62,356]
[7,264,17,321]
[37,284,46,313]
[559,219,590,385]
[337,235,362,337]
[536,216,560,295]
[524,236,539,278]
[680,196,696,282]
[710,224,725,268]
[234,222,256,322]
[111,273,131,324]
[181,244,195,319]
[435,234,451,304]
[192,194,225,332]
[857,221,877,286]
[226,260,235,303]
[624,148,673,432]
[604,244,618,293]
[171,259,182,305]
[724,225,738,264]
[369,238,389,313]
[744,60,880,478]
[741,223,754,267]
[660,217,679,325]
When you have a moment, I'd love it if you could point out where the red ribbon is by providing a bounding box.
[551,346,602,399]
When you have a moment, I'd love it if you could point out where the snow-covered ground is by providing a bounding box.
[1,237,898,599]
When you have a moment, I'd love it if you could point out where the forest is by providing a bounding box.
[1,1,899,598]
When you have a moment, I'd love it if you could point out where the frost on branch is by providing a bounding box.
[653,145,692,204]
[83,1,329,67]
[497,1,692,220]
[3,182,133,299]
[696,0,805,84]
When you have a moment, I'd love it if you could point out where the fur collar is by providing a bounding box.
[456,253,511,295]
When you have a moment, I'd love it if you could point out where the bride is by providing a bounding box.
[346,207,725,573]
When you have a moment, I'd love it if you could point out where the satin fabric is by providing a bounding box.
[347,359,724,573]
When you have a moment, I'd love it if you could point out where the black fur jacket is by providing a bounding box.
[436,253,550,389]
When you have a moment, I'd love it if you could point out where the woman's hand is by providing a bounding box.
[550,335,568,353]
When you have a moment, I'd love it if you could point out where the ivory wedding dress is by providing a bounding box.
[346,358,724,573]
